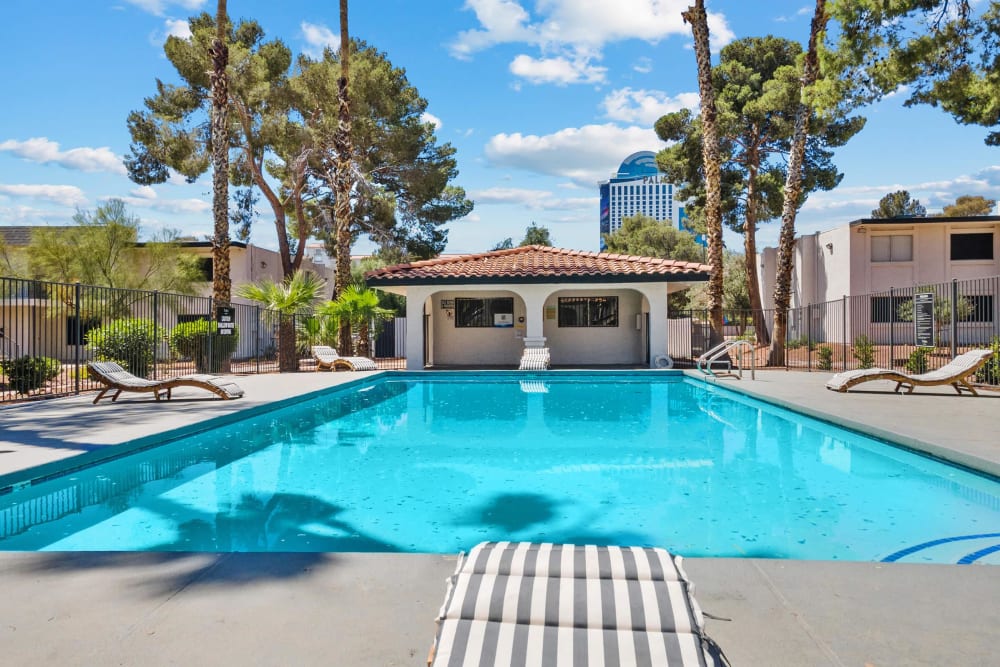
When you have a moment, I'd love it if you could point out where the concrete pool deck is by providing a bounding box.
[1,369,998,665]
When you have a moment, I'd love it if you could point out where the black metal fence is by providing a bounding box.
[0,277,407,403]
[669,275,1000,381]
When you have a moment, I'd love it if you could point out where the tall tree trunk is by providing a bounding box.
[209,0,231,302]
[278,316,298,372]
[357,319,371,358]
[683,1,725,345]
[742,140,770,346]
[769,0,827,366]
[334,0,354,355]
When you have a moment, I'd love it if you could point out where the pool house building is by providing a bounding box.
[365,245,710,369]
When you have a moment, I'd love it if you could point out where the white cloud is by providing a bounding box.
[301,21,339,59]
[602,88,699,125]
[0,138,126,175]
[633,57,653,74]
[452,0,734,56]
[114,195,211,215]
[472,187,593,211]
[451,0,732,86]
[883,84,912,100]
[509,54,606,85]
[0,205,59,225]
[0,184,87,207]
[421,112,443,130]
[784,165,1000,242]
[451,0,535,59]
[164,18,192,39]
[484,123,660,186]
[130,185,158,200]
[124,0,205,17]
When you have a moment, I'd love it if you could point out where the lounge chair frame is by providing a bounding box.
[825,349,993,396]
[87,362,244,404]
[311,345,379,372]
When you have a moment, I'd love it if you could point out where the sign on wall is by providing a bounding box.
[913,292,934,348]
[215,306,236,336]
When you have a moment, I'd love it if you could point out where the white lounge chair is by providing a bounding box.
[87,361,244,404]
[428,541,726,666]
[311,345,378,372]
[825,348,993,395]
[518,347,550,370]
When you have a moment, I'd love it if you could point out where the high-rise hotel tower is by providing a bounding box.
[599,151,686,250]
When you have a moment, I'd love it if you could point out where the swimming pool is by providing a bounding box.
[1,374,997,563]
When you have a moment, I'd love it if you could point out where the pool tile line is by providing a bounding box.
[881,532,1000,563]
[958,543,1000,564]
[0,371,386,495]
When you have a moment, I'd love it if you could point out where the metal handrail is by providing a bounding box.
[696,339,756,380]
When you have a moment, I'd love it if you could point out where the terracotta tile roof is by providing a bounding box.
[365,246,711,285]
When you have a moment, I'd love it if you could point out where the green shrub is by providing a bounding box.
[852,334,876,369]
[87,318,163,377]
[817,345,833,371]
[0,355,61,394]
[975,336,1000,385]
[169,320,239,373]
[786,335,816,351]
[905,347,930,374]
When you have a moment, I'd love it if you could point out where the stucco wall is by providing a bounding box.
[399,281,685,369]
[761,221,1000,301]
[430,290,526,365]
[542,289,645,365]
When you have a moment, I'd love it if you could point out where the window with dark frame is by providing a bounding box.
[455,297,514,328]
[196,257,213,281]
[558,296,619,327]
[950,233,994,261]
[961,295,994,323]
[66,316,101,345]
[869,296,911,323]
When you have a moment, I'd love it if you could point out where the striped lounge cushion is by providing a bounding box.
[431,542,713,667]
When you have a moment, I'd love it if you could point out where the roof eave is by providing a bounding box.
[366,272,711,287]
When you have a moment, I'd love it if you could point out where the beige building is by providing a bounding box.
[758,215,999,344]
[759,215,999,307]
[365,245,710,369]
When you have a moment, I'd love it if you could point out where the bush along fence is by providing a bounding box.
[0,277,407,403]
[669,274,1000,386]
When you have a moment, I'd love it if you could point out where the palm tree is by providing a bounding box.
[209,0,231,303]
[770,0,827,366]
[236,270,327,372]
[326,285,393,357]
[683,0,725,345]
[333,0,354,356]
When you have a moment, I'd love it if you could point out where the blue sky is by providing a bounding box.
[1,0,997,258]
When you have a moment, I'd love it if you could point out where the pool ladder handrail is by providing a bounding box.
[696,339,756,380]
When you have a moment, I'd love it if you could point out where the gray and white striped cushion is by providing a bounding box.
[432,542,711,667]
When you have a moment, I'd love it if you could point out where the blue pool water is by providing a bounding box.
[1,374,998,563]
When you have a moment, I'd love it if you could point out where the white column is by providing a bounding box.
[520,285,550,346]
[643,285,670,368]
[405,287,431,370]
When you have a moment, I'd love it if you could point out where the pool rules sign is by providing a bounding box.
[215,306,236,336]
[914,293,934,348]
